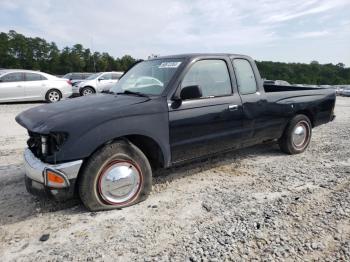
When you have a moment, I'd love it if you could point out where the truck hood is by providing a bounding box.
[16,94,150,134]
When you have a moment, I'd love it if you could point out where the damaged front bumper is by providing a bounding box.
[24,148,83,200]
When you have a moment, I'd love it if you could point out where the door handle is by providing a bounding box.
[16,85,22,88]
[228,104,239,111]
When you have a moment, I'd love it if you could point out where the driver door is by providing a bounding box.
[169,59,244,163]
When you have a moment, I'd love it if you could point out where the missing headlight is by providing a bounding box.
[50,132,68,152]
[27,131,68,160]
[41,135,48,156]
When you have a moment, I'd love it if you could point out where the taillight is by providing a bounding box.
[67,80,72,86]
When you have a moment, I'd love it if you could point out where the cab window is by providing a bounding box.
[181,60,232,98]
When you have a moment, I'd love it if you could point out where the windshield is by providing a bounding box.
[62,73,71,79]
[0,71,7,77]
[86,72,102,80]
[110,58,183,95]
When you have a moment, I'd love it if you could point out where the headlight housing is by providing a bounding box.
[27,131,68,159]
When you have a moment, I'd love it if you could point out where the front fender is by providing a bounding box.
[53,112,170,166]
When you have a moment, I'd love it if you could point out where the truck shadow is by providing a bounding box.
[0,101,44,105]
[0,142,283,226]
[154,141,282,182]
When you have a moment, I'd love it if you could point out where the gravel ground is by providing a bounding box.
[0,98,349,261]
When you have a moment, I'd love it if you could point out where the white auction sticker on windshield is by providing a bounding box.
[158,62,181,68]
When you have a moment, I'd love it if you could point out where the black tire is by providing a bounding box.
[279,114,312,154]
[78,140,152,211]
[80,86,95,96]
[45,89,62,103]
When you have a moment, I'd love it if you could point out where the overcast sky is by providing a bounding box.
[1,0,349,65]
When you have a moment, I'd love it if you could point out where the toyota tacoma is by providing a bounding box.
[16,54,336,211]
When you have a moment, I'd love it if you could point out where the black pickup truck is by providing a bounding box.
[16,53,336,211]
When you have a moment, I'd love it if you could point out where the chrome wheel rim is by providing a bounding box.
[49,91,60,102]
[98,160,142,205]
[82,88,93,96]
[292,121,309,148]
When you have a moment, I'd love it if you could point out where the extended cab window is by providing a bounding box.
[233,59,257,95]
[181,60,231,98]
[0,72,24,82]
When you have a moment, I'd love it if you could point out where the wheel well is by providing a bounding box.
[124,135,165,170]
[75,135,165,194]
[296,110,314,127]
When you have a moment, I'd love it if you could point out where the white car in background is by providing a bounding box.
[0,69,72,103]
[340,87,350,97]
[74,71,124,96]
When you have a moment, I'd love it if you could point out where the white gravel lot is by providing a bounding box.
[0,97,349,261]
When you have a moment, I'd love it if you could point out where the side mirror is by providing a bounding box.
[98,77,104,81]
[180,85,202,100]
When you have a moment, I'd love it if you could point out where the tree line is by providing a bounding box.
[0,30,137,75]
[256,60,350,85]
[0,30,349,84]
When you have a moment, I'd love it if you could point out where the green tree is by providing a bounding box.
[1,30,349,84]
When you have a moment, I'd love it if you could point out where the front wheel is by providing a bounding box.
[78,140,152,211]
[279,114,312,154]
[80,87,95,96]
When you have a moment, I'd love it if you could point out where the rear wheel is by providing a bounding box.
[81,87,95,96]
[78,140,152,211]
[45,89,62,103]
[279,114,312,154]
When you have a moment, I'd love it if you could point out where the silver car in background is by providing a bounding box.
[0,69,72,103]
[73,71,123,96]
[62,72,94,87]
[340,87,350,97]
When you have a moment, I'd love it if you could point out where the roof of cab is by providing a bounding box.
[149,53,252,60]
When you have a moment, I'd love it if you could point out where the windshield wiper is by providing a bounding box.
[116,90,149,98]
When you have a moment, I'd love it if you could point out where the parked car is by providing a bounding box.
[264,79,291,86]
[62,72,94,87]
[73,71,124,96]
[335,86,344,95]
[339,87,350,97]
[16,53,336,211]
[0,69,72,103]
